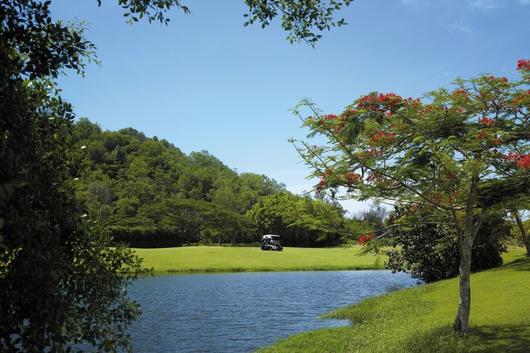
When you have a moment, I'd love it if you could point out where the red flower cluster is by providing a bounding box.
[316,170,332,192]
[505,153,530,169]
[517,59,530,71]
[452,89,470,100]
[357,233,375,246]
[357,93,403,112]
[483,76,509,85]
[370,131,396,145]
[367,171,384,183]
[317,114,339,127]
[316,178,327,193]
[505,153,521,161]
[404,97,422,107]
[517,155,530,169]
[379,92,402,103]
[479,117,495,127]
[344,172,361,186]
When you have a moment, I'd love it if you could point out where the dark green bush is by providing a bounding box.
[107,226,186,248]
[386,211,510,283]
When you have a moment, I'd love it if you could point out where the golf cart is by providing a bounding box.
[260,234,283,251]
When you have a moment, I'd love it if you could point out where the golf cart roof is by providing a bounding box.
[262,234,281,239]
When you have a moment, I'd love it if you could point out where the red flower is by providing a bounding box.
[325,114,338,120]
[367,171,384,183]
[356,93,403,112]
[516,155,530,169]
[505,153,520,161]
[504,153,530,169]
[316,178,327,193]
[316,170,332,192]
[404,97,422,108]
[517,59,530,71]
[479,117,495,127]
[370,131,396,145]
[357,233,375,245]
[344,172,361,186]
[452,89,469,100]
[379,92,402,104]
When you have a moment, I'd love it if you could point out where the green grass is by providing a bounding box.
[134,246,386,273]
[258,249,530,353]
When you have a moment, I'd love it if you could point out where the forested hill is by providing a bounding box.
[71,118,354,247]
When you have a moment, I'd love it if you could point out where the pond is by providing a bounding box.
[127,270,417,353]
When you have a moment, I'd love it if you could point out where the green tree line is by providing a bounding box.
[71,118,354,247]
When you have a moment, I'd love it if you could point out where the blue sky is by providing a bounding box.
[52,0,530,214]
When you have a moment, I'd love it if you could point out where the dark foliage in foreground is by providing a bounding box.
[0,72,144,353]
[0,1,143,352]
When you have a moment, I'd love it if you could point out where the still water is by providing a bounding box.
[127,270,417,353]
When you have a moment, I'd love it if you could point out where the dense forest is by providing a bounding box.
[71,118,357,247]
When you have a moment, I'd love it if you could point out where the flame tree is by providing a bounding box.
[292,60,530,332]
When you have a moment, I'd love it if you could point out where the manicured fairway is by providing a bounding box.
[134,246,386,273]
[258,250,530,353]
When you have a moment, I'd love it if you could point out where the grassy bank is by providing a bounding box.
[134,246,386,273]
[258,250,530,353]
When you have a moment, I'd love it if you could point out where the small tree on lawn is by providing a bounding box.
[292,60,530,332]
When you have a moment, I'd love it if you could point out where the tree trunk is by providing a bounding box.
[453,174,483,333]
[512,210,530,256]
[453,233,473,332]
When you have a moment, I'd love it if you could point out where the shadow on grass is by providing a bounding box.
[403,324,530,353]
[506,258,530,272]
[488,257,530,273]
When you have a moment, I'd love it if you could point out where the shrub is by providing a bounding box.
[386,211,510,283]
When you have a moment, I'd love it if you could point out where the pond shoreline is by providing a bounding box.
[146,265,385,274]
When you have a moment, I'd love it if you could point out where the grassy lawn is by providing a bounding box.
[258,249,530,353]
[134,246,386,273]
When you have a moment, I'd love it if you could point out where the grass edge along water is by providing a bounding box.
[257,249,530,353]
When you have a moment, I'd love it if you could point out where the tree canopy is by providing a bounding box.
[293,60,530,331]
[100,0,354,44]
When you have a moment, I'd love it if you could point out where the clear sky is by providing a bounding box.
[51,0,530,215]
